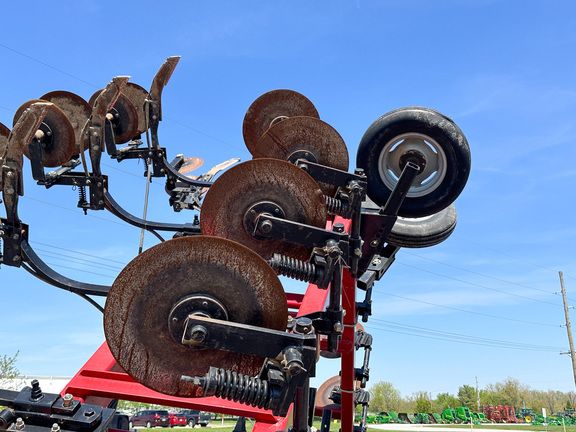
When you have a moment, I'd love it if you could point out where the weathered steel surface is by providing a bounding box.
[121,82,150,135]
[315,375,342,412]
[104,235,287,398]
[40,91,92,151]
[255,116,349,196]
[178,156,204,174]
[242,89,319,154]
[13,99,75,167]
[89,89,139,144]
[0,122,10,160]
[200,158,327,261]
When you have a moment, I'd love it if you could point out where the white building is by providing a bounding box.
[3,375,73,393]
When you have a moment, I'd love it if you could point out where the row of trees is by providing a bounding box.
[369,378,576,415]
[1,352,573,417]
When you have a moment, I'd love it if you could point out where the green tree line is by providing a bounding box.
[369,378,576,415]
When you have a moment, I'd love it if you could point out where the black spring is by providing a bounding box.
[267,254,317,283]
[324,195,343,215]
[208,368,271,409]
[77,186,87,204]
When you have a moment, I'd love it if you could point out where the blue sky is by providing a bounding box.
[2,0,576,403]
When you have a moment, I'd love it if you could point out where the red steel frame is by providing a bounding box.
[62,217,359,432]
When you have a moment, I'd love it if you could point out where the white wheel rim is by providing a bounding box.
[377,132,447,198]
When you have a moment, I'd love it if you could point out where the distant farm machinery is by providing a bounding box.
[359,405,576,426]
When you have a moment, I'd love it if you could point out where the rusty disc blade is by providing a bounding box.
[315,375,342,413]
[255,116,349,196]
[104,235,287,398]
[200,159,327,261]
[121,82,149,135]
[41,91,92,151]
[89,89,139,144]
[178,157,204,174]
[243,89,319,155]
[13,99,75,167]
[0,122,10,158]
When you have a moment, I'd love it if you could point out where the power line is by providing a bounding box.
[374,290,560,328]
[22,196,130,228]
[0,43,98,89]
[402,250,556,296]
[367,319,566,352]
[30,241,128,267]
[396,261,562,307]
[33,247,124,272]
[42,260,116,280]
[453,234,576,282]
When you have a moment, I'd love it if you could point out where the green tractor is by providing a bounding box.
[432,413,444,423]
[442,409,457,423]
[456,407,472,424]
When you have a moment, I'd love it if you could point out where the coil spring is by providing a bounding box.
[77,185,88,214]
[324,195,343,215]
[208,368,271,409]
[267,254,317,283]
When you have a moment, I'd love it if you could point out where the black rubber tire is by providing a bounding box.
[188,420,196,428]
[387,204,457,248]
[357,107,471,218]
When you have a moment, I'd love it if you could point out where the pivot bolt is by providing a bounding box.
[187,325,207,345]
[84,409,95,418]
[15,417,24,430]
[258,220,273,235]
[294,317,313,334]
[333,322,343,333]
[333,223,345,233]
[62,393,74,408]
[51,423,61,432]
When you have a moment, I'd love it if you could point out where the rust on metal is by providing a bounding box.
[104,235,287,398]
[200,158,327,261]
[41,91,92,151]
[255,116,349,196]
[149,56,181,121]
[315,375,342,412]
[0,122,10,159]
[89,91,138,144]
[242,89,319,155]
[177,156,204,174]
[13,100,75,168]
[121,82,150,135]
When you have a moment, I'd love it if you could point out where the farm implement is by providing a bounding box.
[0,56,471,432]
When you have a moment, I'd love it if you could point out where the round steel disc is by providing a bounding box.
[243,89,319,155]
[104,235,287,398]
[0,122,10,159]
[89,90,139,144]
[255,116,349,196]
[315,375,342,413]
[121,82,149,135]
[200,159,327,261]
[13,99,75,167]
[178,157,204,174]
[41,91,92,151]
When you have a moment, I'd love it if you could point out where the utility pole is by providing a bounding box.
[475,376,480,411]
[559,271,576,390]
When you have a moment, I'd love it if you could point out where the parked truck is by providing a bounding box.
[176,410,212,427]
